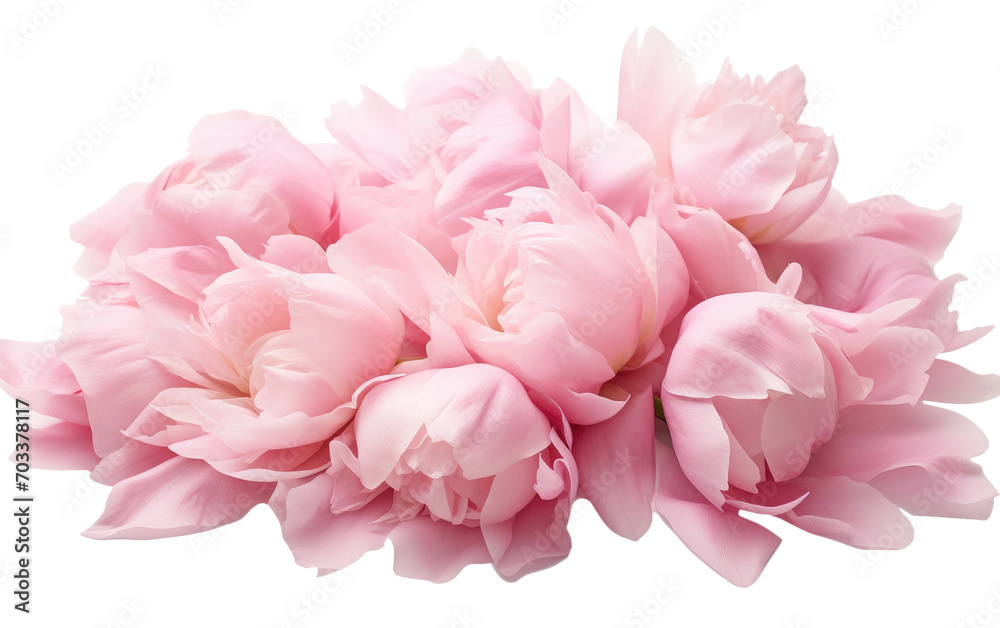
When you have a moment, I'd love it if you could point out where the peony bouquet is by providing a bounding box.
[2,28,997,586]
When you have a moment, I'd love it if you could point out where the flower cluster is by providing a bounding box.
[2,29,996,585]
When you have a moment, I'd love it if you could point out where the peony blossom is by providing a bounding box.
[72,111,339,280]
[619,29,837,243]
[271,363,577,582]
[80,233,406,539]
[656,291,997,585]
[0,27,994,589]
[327,160,689,425]
[758,189,989,354]
[327,48,662,268]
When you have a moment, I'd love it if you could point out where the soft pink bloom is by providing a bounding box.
[80,235,406,539]
[328,161,689,425]
[327,48,661,269]
[0,30,994,587]
[657,291,997,585]
[271,363,577,582]
[0,339,97,471]
[72,111,339,280]
[0,111,345,499]
[619,28,837,243]
[759,189,990,353]
[650,178,803,301]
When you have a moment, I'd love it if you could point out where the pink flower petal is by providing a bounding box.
[573,377,655,540]
[83,456,272,540]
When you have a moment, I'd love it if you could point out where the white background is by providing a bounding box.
[1,1,999,626]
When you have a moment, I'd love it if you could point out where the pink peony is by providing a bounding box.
[656,291,997,585]
[0,27,994,588]
[327,47,661,268]
[758,189,989,353]
[620,29,837,243]
[0,111,343,471]
[82,233,407,539]
[72,111,339,280]
[327,161,689,425]
[271,362,577,582]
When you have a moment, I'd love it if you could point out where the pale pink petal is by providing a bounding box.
[327,223,459,333]
[617,28,696,177]
[327,88,411,182]
[759,367,838,482]
[663,293,825,400]
[656,204,775,299]
[805,403,990,485]
[868,464,996,520]
[653,436,780,587]
[659,394,730,508]
[540,86,658,223]
[188,111,336,240]
[23,419,99,471]
[463,312,623,425]
[573,377,655,540]
[671,104,797,220]
[419,366,552,479]
[781,476,914,550]
[90,441,177,486]
[58,304,189,457]
[285,273,403,402]
[0,339,87,424]
[273,475,395,571]
[922,360,1000,404]
[389,517,492,583]
[803,402,997,519]
[69,182,144,277]
[488,497,573,581]
[83,457,273,540]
